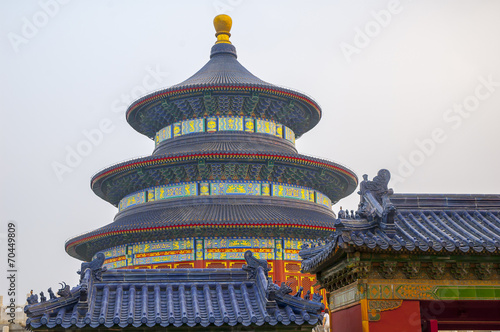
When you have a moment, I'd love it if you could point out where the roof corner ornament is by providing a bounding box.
[311,292,323,303]
[277,281,294,296]
[27,290,38,305]
[337,207,358,220]
[266,280,324,314]
[48,287,56,300]
[74,253,106,315]
[57,282,71,298]
[77,252,107,282]
[357,169,397,237]
[243,250,271,279]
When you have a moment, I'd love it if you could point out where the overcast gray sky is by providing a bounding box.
[1,0,500,302]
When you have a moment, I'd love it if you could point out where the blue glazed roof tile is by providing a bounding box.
[301,190,500,273]
[126,41,323,139]
[171,44,267,87]
[67,197,337,261]
[26,251,324,330]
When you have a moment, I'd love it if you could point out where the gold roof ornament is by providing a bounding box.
[214,14,232,44]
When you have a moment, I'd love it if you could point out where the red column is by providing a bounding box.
[331,304,363,332]
[273,259,285,284]
[429,320,438,332]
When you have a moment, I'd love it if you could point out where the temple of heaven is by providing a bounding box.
[24,14,500,332]
[63,14,357,287]
[24,14,356,331]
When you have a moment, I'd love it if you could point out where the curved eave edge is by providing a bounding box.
[65,222,337,261]
[349,242,500,255]
[28,319,318,330]
[90,152,358,204]
[302,246,346,275]
[301,240,500,273]
[125,84,322,136]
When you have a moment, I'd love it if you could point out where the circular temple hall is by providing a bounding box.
[24,13,500,332]
[64,14,358,291]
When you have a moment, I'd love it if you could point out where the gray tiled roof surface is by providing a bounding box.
[26,256,324,329]
[301,194,500,272]
[66,196,336,261]
[125,42,322,139]
[171,43,268,87]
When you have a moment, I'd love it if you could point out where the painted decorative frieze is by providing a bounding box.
[367,300,403,321]
[118,181,332,212]
[156,183,198,200]
[402,261,421,279]
[428,262,446,280]
[379,261,398,279]
[154,116,296,146]
[98,237,310,269]
[181,118,205,135]
[218,116,243,131]
[118,191,145,211]
[210,182,261,195]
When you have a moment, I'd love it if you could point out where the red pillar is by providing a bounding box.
[429,320,438,332]
[273,259,285,284]
[331,304,363,332]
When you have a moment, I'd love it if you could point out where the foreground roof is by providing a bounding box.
[301,169,500,273]
[26,251,324,330]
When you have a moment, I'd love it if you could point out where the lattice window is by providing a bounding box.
[301,277,314,299]
[175,263,193,268]
[285,263,301,273]
[286,276,298,294]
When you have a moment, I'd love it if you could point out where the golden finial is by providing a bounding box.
[214,14,232,44]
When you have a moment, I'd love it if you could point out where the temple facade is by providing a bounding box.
[24,14,356,330]
[63,14,357,293]
[301,169,500,332]
[24,13,500,332]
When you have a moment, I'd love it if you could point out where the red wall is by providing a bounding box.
[332,304,363,332]
[370,300,422,332]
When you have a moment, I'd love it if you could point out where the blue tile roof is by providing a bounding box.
[66,196,337,261]
[171,43,268,86]
[26,251,324,330]
[345,208,500,251]
[126,41,323,139]
[300,170,500,273]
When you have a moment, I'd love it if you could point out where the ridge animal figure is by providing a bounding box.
[57,282,71,298]
[48,287,56,300]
